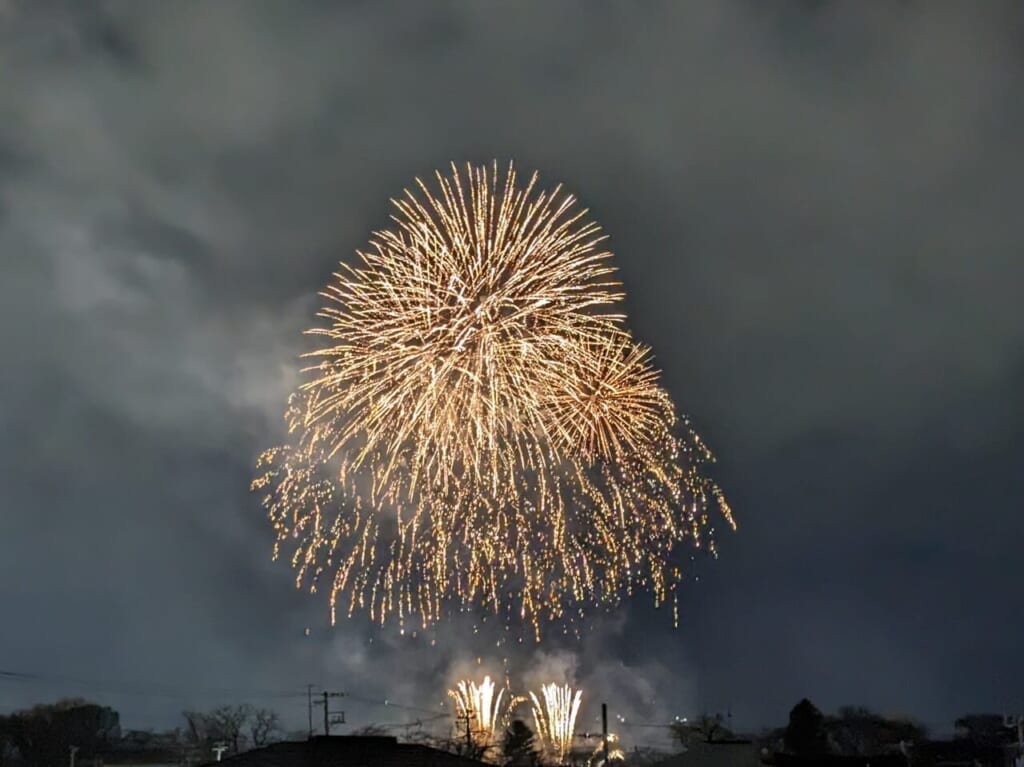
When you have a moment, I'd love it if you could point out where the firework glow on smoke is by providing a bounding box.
[530,683,583,765]
[448,676,523,755]
[589,733,625,766]
[252,161,734,635]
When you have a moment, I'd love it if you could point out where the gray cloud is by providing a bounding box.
[1,0,1022,742]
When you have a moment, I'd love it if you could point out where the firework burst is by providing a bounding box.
[448,676,523,757]
[252,162,734,634]
[529,683,582,765]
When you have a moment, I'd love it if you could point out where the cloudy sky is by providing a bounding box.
[1,0,1022,746]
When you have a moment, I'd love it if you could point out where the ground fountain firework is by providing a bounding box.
[529,683,583,765]
[252,162,734,636]
[448,676,522,757]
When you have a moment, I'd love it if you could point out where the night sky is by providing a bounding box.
[2,0,1022,748]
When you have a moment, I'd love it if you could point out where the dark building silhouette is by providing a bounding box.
[906,738,1019,767]
[651,738,760,766]
[771,755,907,767]
[199,736,488,767]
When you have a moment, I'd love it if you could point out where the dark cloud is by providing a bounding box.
[1,0,1021,744]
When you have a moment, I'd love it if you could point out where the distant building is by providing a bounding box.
[89,751,182,767]
[650,739,761,767]
[905,738,1018,767]
[908,714,1023,767]
[770,755,907,767]
[198,735,489,767]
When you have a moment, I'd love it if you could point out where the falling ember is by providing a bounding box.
[252,161,735,634]
[529,683,582,765]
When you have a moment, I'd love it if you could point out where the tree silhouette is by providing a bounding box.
[0,699,119,767]
[503,719,538,767]
[183,704,280,755]
[349,724,391,737]
[954,714,1016,746]
[670,712,733,748]
[248,708,281,747]
[784,698,829,755]
[828,706,927,755]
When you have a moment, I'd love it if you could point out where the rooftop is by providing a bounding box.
[201,736,488,767]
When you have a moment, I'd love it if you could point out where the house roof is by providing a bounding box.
[201,736,488,767]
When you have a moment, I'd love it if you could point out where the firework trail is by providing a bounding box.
[530,683,582,765]
[448,676,523,758]
[252,161,734,635]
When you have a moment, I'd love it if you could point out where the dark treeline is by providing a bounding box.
[0,700,288,767]
[0,696,1021,767]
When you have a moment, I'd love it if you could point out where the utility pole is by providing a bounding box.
[1016,715,1023,767]
[315,690,346,735]
[69,745,79,767]
[307,684,314,739]
[602,703,610,767]
[456,711,476,754]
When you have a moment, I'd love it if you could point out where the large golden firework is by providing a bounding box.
[252,162,734,635]
[529,683,582,765]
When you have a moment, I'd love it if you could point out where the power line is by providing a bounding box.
[617,722,677,729]
[0,667,452,721]
[0,668,310,702]
[344,693,450,718]
[0,671,35,680]
[0,666,687,738]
